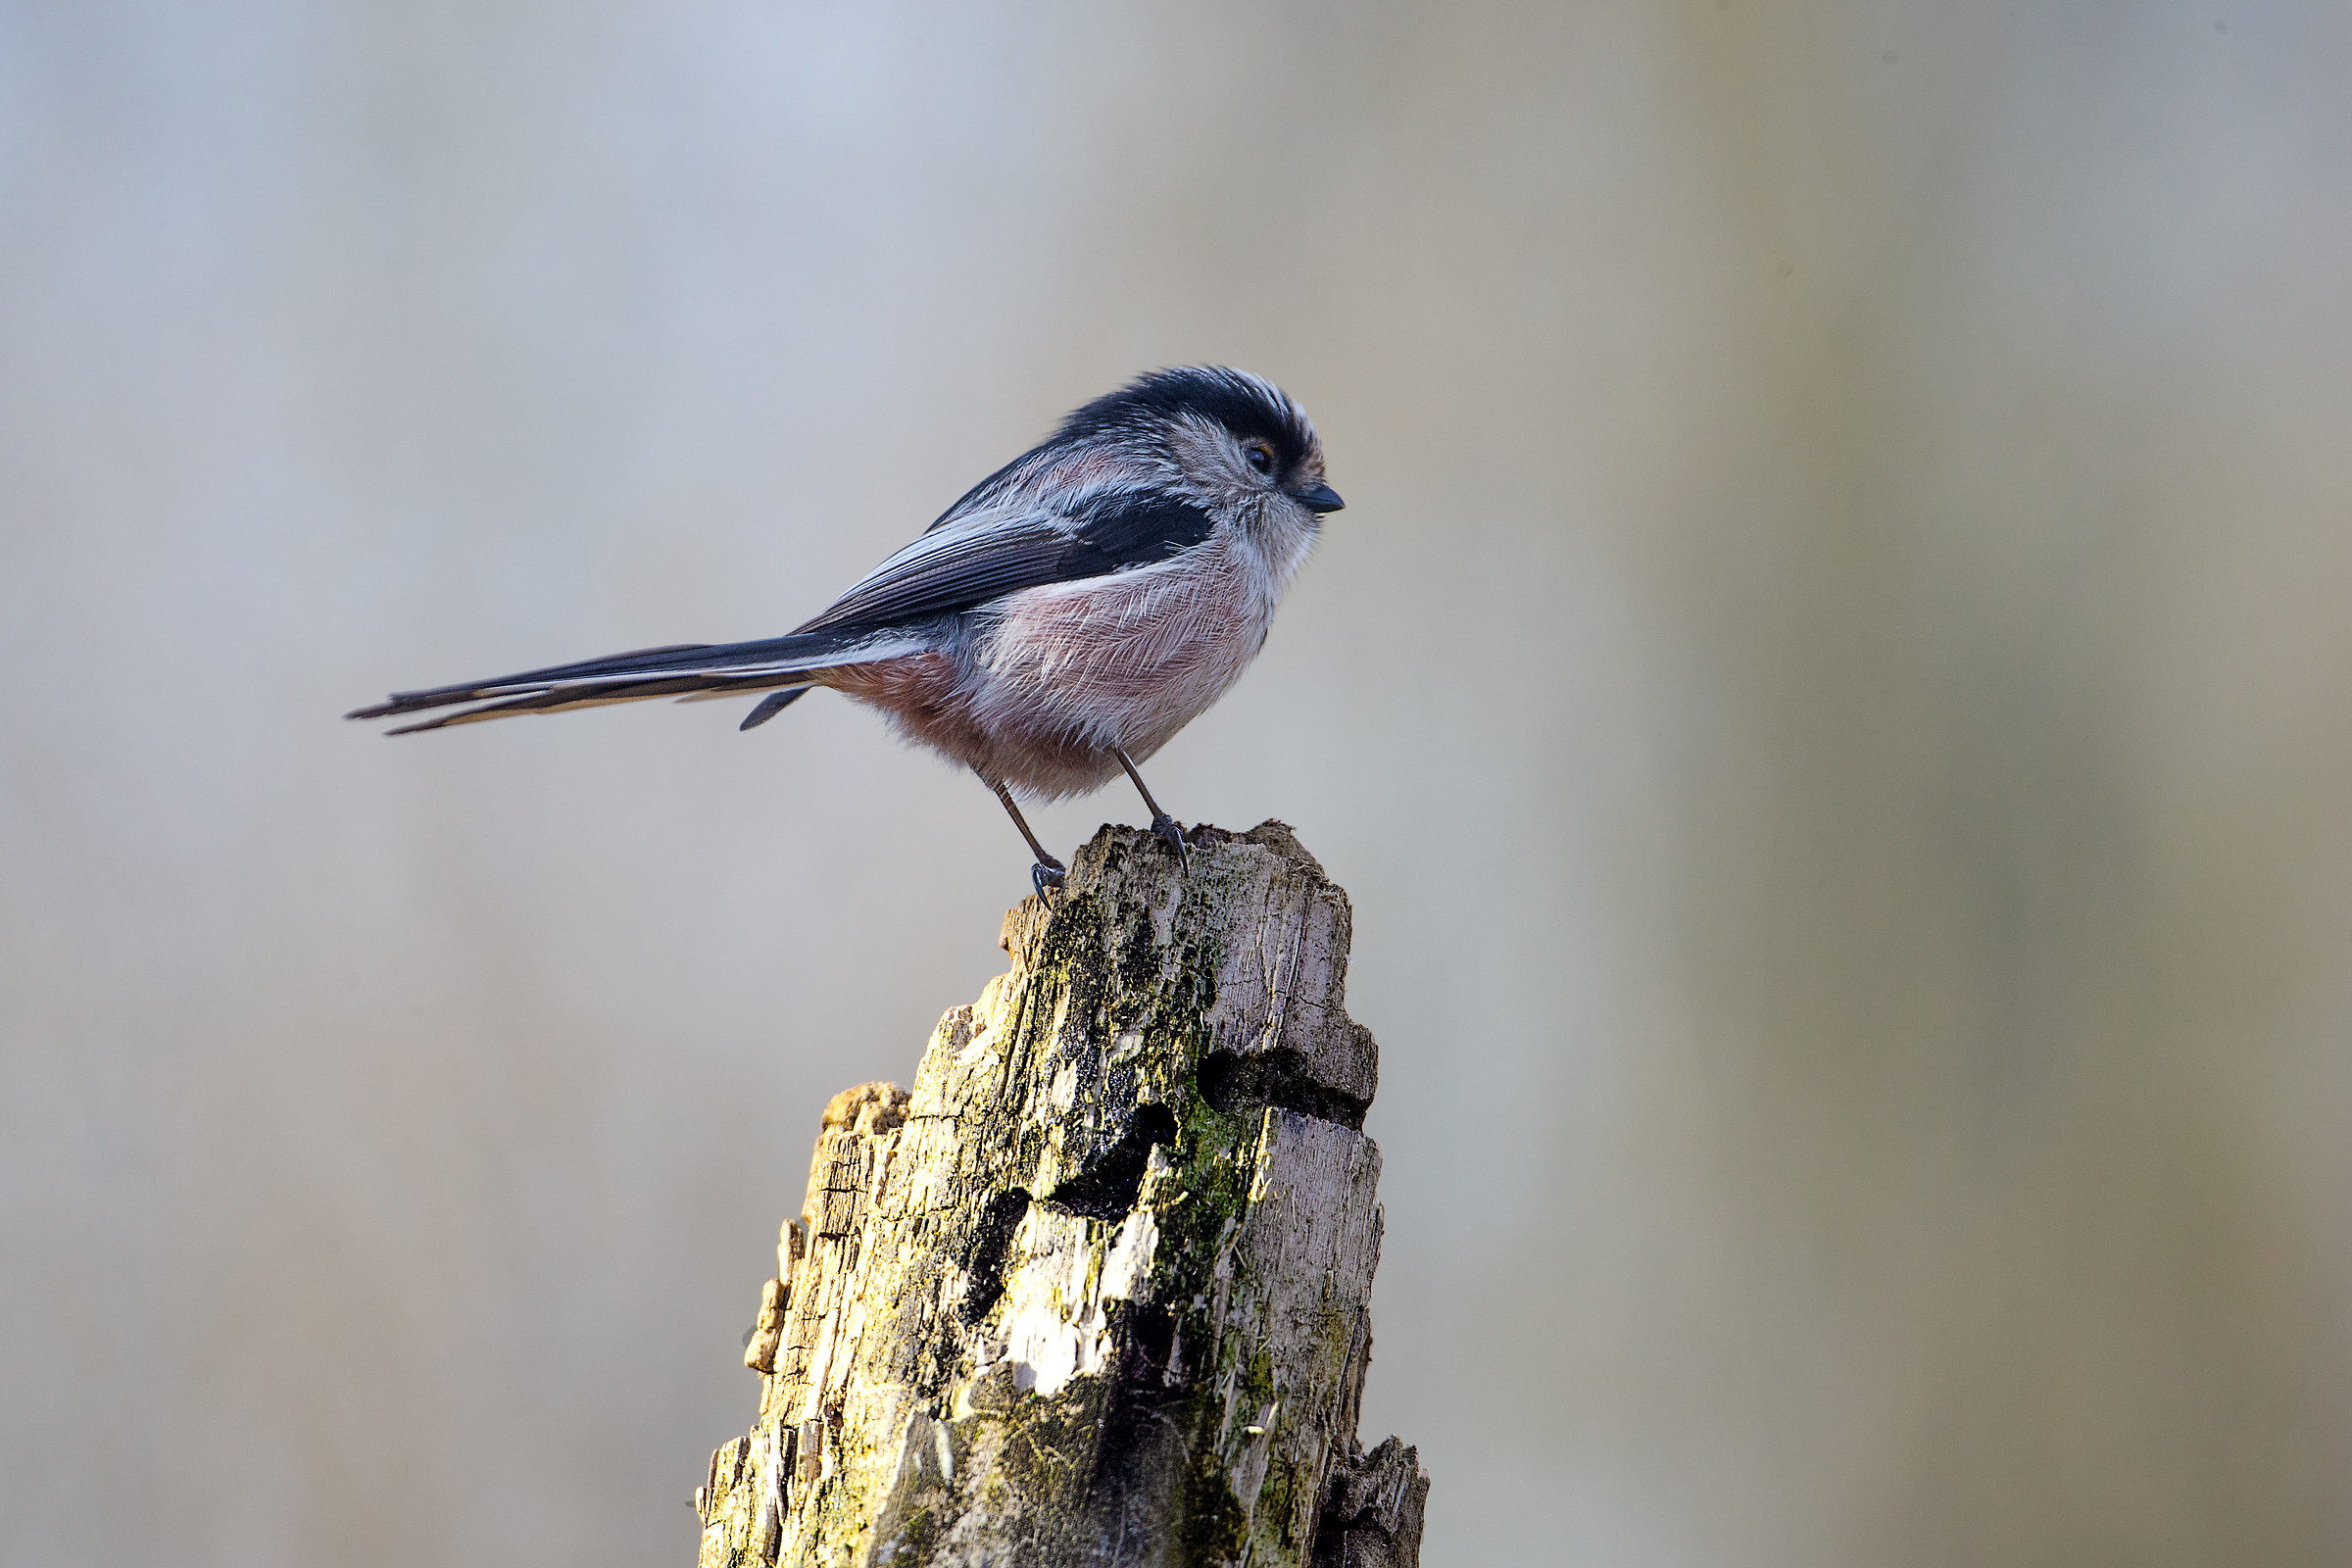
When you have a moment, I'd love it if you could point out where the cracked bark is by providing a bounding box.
[693,820,1428,1568]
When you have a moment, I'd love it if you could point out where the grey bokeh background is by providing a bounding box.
[6,3,2350,1563]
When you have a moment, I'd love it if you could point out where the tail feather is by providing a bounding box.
[347,629,915,732]
[733,687,812,730]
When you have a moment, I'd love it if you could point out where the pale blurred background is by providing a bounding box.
[5,3,2350,1564]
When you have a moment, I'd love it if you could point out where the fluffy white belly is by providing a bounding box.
[969,545,1271,760]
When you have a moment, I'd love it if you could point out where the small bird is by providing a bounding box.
[348,367,1343,897]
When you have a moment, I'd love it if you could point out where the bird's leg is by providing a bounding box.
[1110,747,1188,872]
[981,771,1065,900]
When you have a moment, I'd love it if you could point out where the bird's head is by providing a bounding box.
[1054,366,1344,522]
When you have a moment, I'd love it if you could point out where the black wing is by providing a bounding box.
[803,489,1218,633]
[349,491,1218,732]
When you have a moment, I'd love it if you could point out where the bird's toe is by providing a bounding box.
[1150,814,1190,874]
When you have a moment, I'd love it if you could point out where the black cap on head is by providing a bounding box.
[1054,367,1317,474]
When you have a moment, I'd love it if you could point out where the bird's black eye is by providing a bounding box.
[1244,440,1275,476]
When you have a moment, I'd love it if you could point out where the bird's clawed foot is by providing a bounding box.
[1149,813,1190,873]
[1031,857,1067,903]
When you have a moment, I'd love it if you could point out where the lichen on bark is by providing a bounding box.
[693,821,1426,1568]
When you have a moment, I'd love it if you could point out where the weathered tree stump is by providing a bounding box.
[693,821,1428,1568]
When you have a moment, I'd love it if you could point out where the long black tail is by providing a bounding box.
[345,627,920,734]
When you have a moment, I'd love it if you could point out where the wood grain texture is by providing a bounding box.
[693,821,1425,1568]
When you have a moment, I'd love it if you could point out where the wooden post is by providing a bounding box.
[693,822,1428,1568]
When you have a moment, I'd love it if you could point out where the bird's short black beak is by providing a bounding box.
[1296,482,1345,514]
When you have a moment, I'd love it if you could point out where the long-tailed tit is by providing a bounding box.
[348,367,1344,896]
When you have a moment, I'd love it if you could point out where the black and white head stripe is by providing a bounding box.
[1052,367,1318,472]
[925,367,1319,532]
